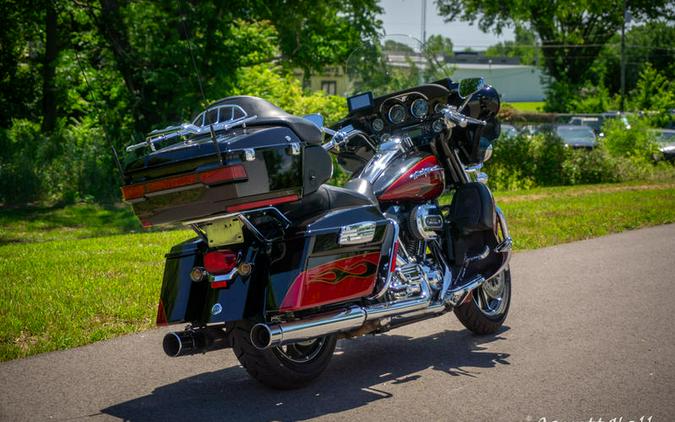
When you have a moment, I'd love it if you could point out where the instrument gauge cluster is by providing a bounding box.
[349,86,451,149]
[387,104,406,124]
[410,98,429,119]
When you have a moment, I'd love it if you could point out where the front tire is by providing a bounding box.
[454,267,511,335]
[231,320,337,389]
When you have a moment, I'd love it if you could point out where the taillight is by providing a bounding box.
[226,194,299,212]
[121,164,247,201]
[204,250,238,275]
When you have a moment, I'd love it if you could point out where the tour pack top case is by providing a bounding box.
[121,96,333,226]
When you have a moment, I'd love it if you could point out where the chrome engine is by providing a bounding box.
[408,204,444,240]
[383,203,448,302]
[388,251,445,301]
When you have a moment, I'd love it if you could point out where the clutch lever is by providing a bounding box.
[322,128,366,151]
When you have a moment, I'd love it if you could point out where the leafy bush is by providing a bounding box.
[627,64,674,127]
[232,64,347,125]
[0,117,121,206]
[485,133,567,190]
[561,147,623,185]
[601,116,659,161]
[486,117,672,191]
[0,120,44,204]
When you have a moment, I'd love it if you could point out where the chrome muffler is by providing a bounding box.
[250,285,438,350]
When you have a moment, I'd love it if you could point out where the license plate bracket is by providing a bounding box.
[203,216,244,248]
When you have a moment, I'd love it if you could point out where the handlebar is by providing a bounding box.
[440,107,487,128]
[321,105,486,152]
[322,128,367,151]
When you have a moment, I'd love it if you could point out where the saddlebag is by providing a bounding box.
[263,204,395,314]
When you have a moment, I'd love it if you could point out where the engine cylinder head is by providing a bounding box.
[408,204,443,240]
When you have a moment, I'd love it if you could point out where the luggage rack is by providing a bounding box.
[184,207,292,246]
[126,114,258,153]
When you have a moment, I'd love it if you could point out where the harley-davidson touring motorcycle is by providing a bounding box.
[121,75,512,389]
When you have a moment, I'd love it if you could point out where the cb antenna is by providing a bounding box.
[180,1,207,105]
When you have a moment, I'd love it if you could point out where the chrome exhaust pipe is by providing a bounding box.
[163,327,230,357]
[250,306,367,349]
[249,261,490,350]
[250,291,438,350]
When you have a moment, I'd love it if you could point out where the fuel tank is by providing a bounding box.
[373,153,445,203]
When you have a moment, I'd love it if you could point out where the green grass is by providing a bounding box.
[1,181,674,361]
[0,229,192,361]
[0,203,179,244]
[503,101,545,112]
[493,182,675,249]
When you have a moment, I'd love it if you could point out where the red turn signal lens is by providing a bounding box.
[121,164,247,201]
[203,250,238,275]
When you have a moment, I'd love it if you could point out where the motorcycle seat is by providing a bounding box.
[206,96,323,145]
[278,184,375,225]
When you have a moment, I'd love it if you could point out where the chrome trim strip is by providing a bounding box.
[209,267,239,283]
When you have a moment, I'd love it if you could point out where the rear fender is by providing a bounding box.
[158,238,259,325]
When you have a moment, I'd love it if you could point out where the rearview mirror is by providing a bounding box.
[303,113,324,129]
[458,78,486,98]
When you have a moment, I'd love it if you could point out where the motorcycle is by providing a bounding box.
[121,67,511,389]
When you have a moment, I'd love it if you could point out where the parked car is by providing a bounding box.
[555,125,597,149]
[520,124,555,138]
[569,116,602,135]
[654,128,675,160]
[500,124,518,139]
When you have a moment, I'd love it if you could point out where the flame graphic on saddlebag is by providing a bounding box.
[279,252,381,311]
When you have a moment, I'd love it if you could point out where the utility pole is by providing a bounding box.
[421,0,427,45]
[620,0,626,112]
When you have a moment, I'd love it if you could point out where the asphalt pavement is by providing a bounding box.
[1,224,674,421]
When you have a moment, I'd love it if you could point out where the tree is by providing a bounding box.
[383,39,415,53]
[594,21,675,95]
[0,0,383,203]
[436,0,671,110]
[485,26,538,65]
[423,34,454,59]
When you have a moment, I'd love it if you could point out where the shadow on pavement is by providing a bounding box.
[102,326,510,421]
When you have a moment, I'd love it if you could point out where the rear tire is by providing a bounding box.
[454,267,511,335]
[231,320,337,389]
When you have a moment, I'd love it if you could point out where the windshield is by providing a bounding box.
[345,35,454,97]
[556,126,596,141]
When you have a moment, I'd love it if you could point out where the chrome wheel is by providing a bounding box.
[273,337,327,364]
[473,270,510,318]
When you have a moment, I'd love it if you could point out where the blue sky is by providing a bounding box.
[379,0,516,49]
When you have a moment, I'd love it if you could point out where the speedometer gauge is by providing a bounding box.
[371,118,384,132]
[410,98,429,119]
[387,104,406,124]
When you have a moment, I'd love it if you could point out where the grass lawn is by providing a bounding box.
[504,101,545,113]
[1,180,674,361]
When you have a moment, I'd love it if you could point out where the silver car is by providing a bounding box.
[555,125,597,149]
